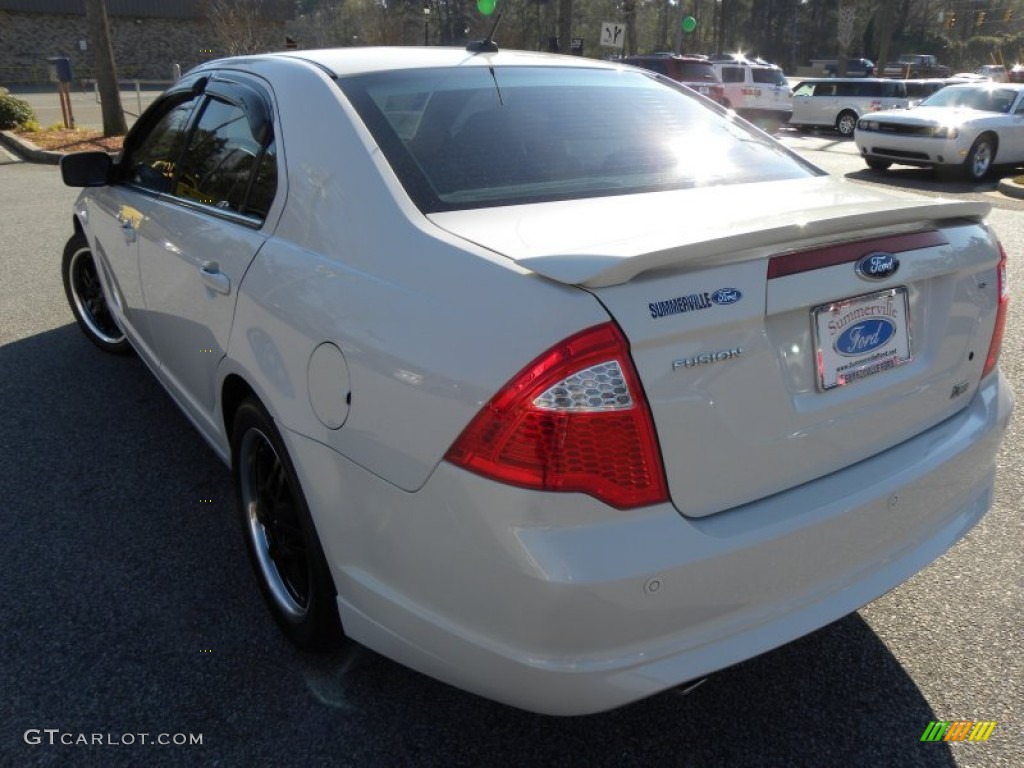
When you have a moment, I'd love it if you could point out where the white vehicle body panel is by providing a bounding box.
[288,370,1011,714]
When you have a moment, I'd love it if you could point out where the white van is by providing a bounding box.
[790,78,912,136]
[711,58,793,125]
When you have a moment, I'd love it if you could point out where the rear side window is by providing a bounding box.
[834,82,870,97]
[809,83,836,97]
[720,67,745,83]
[175,95,276,217]
[340,66,818,212]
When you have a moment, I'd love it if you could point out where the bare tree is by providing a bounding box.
[836,1,857,75]
[83,0,127,137]
[208,0,279,55]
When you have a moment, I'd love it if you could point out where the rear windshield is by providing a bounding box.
[676,62,718,82]
[752,67,788,85]
[338,66,816,212]
[921,86,1018,112]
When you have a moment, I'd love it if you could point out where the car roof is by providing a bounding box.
[939,82,1024,90]
[209,47,620,77]
[795,77,889,84]
[625,53,710,62]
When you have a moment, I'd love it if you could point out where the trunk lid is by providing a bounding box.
[430,177,999,517]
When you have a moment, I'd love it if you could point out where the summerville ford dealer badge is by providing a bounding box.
[813,287,912,390]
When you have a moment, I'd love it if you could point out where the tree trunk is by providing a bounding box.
[874,1,895,76]
[557,0,572,53]
[83,0,127,137]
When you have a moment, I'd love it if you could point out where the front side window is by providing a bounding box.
[125,96,198,193]
[340,66,818,212]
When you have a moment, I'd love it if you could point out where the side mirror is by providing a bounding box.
[60,151,114,187]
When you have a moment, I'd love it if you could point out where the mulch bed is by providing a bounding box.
[15,128,123,153]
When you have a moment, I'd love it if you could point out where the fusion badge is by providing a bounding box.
[672,348,743,371]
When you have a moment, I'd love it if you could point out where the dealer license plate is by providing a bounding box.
[812,287,912,390]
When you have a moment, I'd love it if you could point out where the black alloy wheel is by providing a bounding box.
[61,233,131,354]
[232,398,342,650]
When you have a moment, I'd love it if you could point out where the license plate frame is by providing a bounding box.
[812,287,912,391]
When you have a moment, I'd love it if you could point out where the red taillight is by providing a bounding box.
[982,242,1009,379]
[445,323,668,509]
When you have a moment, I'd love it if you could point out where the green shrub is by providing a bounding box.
[0,94,36,130]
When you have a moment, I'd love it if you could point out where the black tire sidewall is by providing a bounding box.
[61,232,131,355]
[231,399,342,650]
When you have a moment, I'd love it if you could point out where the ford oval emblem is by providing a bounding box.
[710,288,743,305]
[835,319,896,357]
[856,252,900,280]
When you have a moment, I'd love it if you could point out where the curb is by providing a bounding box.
[0,130,63,165]
[996,175,1024,200]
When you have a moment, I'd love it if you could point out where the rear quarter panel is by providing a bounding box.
[224,59,610,491]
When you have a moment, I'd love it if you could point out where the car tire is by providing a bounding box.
[835,111,858,137]
[61,232,132,355]
[232,398,343,650]
[865,158,892,171]
[963,134,996,181]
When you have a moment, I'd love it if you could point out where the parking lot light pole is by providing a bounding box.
[424,6,431,45]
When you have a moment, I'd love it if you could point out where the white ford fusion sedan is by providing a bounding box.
[60,46,1013,715]
[855,82,1024,180]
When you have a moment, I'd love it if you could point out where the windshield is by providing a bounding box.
[920,86,1018,112]
[338,66,817,212]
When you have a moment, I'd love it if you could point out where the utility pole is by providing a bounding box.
[83,0,127,137]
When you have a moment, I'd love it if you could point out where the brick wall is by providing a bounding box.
[0,10,285,85]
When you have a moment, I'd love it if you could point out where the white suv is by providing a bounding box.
[712,58,793,126]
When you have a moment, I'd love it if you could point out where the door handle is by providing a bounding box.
[199,261,231,295]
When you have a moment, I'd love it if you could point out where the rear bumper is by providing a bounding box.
[287,371,1013,715]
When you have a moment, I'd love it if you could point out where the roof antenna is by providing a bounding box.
[466,10,503,53]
